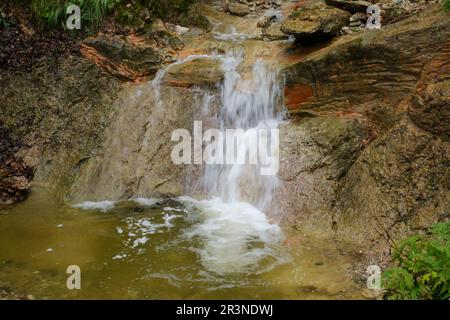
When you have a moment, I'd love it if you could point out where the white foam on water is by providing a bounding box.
[73,200,115,212]
[112,212,182,259]
[264,8,284,21]
[131,197,161,207]
[178,196,285,275]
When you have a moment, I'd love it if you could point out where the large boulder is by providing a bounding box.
[225,2,250,17]
[163,58,225,87]
[281,1,351,40]
[325,0,372,13]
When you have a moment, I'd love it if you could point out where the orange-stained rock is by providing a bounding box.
[284,84,314,110]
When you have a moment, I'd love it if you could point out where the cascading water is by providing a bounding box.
[202,52,284,210]
[158,50,288,275]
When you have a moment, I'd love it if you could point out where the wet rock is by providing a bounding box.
[0,123,32,210]
[325,0,372,13]
[225,2,250,17]
[277,116,370,231]
[336,118,450,245]
[270,0,282,6]
[349,12,367,22]
[281,6,450,254]
[283,6,450,125]
[0,54,121,202]
[81,28,181,81]
[341,26,353,34]
[376,0,439,25]
[281,1,351,40]
[349,20,362,27]
[257,15,277,28]
[163,58,225,87]
[174,4,212,31]
[262,23,290,41]
[409,79,450,135]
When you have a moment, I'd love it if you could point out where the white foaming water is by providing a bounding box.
[179,196,285,274]
[150,44,286,274]
[202,53,284,209]
[213,26,253,42]
[131,197,161,207]
[73,200,115,212]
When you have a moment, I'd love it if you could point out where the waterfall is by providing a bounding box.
[152,49,287,275]
[202,52,284,210]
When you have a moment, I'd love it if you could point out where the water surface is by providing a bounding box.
[0,190,365,299]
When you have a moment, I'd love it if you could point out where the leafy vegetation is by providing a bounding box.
[444,0,450,12]
[30,0,198,30]
[382,222,450,300]
[31,0,113,29]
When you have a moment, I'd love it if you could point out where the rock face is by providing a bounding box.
[335,118,449,244]
[280,6,450,254]
[0,55,121,202]
[66,84,215,202]
[275,116,369,232]
[281,1,351,40]
[409,78,450,135]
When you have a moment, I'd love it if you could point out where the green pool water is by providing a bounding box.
[0,189,365,299]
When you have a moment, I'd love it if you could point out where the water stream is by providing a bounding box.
[0,9,366,299]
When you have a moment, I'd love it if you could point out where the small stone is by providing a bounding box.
[349,20,362,27]
[341,26,353,34]
[349,12,367,22]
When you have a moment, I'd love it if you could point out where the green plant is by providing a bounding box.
[444,0,450,12]
[31,0,114,30]
[382,221,450,300]
[144,0,195,20]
